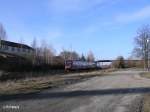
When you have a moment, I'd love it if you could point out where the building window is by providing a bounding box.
[27,49,29,53]
[17,48,20,52]
[11,47,14,51]
[4,45,8,50]
[22,48,25,52]
[1,45,4,49]
[8,46,10,51]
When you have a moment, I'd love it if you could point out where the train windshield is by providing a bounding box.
[65,61,72,66]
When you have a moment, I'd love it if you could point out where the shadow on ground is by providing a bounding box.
[1,87,150,102]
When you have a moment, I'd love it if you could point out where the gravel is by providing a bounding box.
[0,70,150,112]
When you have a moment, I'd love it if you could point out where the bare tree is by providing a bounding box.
[31,37,37,65]
[87,51,95,62]
[31,37,37,49]
[112,56,125,68]
[132,25,150,69]
[59,50,79,60]
[0,23,7,40]
[80,54,86,61]
[31,39,56,65]
[41,40,55,65]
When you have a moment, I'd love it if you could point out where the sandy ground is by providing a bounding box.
[0,70,150,112]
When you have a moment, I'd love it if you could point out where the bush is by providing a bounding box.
[112,56,125,68]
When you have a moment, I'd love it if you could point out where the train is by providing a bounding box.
[65,60,101,71]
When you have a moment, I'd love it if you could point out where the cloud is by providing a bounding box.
[47,0,114,14]
[48,0,82,13]
[82,21,119,35]
[116,6,150,23]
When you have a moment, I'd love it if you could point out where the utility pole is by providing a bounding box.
[62,47,66,61]
[147,39,150,71]
[70,44,73,60]
[0,38,1,49]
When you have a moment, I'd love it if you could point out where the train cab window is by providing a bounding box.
[65,61,72,66]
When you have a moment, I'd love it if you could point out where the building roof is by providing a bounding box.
[0,40,34,50]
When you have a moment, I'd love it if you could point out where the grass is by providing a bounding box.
[0,77,55,95]
[140,72,150,112]
[140,72,150,79]
[0,69,115,96]
[142,94,150,112]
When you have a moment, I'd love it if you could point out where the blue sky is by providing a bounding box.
[0,0,150,59]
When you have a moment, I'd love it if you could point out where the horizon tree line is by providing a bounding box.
[2,22,149,69]
[31,37,95,65]
[0,22,95,67]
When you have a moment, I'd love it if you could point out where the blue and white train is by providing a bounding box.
[65,60,100,71]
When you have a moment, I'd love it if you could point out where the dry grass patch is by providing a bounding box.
[142,94,150,112]
[141,72,150,79]
[0,70,114,95]
[139,72,150,112]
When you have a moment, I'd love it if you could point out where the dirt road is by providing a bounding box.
[1,70,150,112]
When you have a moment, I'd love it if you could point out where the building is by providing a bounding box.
[0,40,34,57]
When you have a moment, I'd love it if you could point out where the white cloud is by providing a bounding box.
[47,0,114,13]
[116,6,150,23]
[48,0,82,13]
[82,21,119,35]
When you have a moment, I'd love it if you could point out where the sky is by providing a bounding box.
[0,0,150,60]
